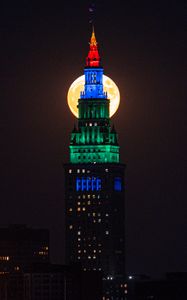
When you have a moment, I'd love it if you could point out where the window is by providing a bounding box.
[76,177,102,192]
[114,177,122,191]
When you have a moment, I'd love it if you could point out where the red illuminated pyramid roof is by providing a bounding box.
[86,27,100,67]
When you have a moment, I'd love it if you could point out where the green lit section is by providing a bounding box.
[70,119,120,163]
[69,61,120,164]
[70,145,119,164]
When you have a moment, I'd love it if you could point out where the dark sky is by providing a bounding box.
[0,0,187,277]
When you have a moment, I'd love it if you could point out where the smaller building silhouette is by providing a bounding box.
[0,224,49,273]
[0,263,102,300]
[125,273,187,300]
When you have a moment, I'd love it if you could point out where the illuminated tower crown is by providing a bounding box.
[70,28,119,164]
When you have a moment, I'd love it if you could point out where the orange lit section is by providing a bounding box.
[38,251,48,256]
[0,256,10,261]
[36,246,49,257]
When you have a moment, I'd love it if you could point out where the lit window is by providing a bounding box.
[87,200,91,205]
[69,208,73,212]
[93,250,96,253]
[82,169,85,173]
[77,202,81,205]
[78,256,80,259]
[84,250,87,253]
[78,238,81,241]
[93,212,96,216]
[88,256,91,259]
[89,123,92,126]
[114,177,122,191]
[105,231,109,235]
[93,256,96,259]
[78,250,81,253]
[76,177,101,192]
[77,169,80,173]
[69,225,73,229]
[105,213,109,217]
[77,231,81,235]
[88,195,91,199]
[98,213,101,216]
[0,256,10,261]
[39,251,45,255]
[105,168,109,172]
[82,207,86,211]
[98,219,101,223]
[77,207,81,212]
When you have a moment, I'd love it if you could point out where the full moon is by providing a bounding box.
[67,75,120,118]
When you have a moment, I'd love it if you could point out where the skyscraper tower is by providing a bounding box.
[64,28,125,287]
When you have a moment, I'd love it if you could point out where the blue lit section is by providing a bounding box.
[76,177,102,192]
[80,68,107,99]
[114,177,122,191]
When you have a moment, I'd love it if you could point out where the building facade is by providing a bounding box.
[64,28,125,295]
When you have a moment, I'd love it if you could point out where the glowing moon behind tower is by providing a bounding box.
[67,75,120,118]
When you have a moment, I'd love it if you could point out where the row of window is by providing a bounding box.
[69,168,109,174]
[76,177,102,192]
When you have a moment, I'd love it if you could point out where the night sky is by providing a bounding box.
[1,0,187,277]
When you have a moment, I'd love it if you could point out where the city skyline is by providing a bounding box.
[0,0,187,277]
